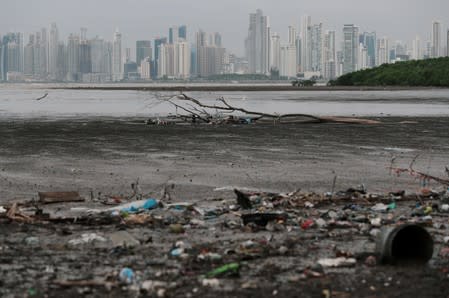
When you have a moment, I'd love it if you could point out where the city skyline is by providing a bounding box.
[2,0,449,56]
[1,6,448,82]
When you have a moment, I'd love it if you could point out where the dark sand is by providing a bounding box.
[1,117,449,297]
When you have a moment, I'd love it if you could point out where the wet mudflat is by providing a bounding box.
[1,117,449,297]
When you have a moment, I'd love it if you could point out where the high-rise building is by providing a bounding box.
[169,25,187,44]
[40,28,48,77]
[210,32,222,47]
[431,21,441,58]
[342,24,359,74]
[90,37,105,73]
[140,57,151,80]
[288,26,297,45]
[24,35,35,76]
[153,37,167,78]
[179,25,187,40]
[358,44,368,70]
[270,33,281,71]
[246,9,270,74]
[174,41,190,79]
[79,41,91,74]
[447,30,449,57]
[280,44,297,78]
[412,36,422,60]
[57,42,67,80]
[158,43,174,78]
[300,15,311,72]
[112,29,123,81]
[169,26,179,44]
[0,33,23,81]
[360,32,376,67]
[323,30,336,79]
[376,37,390,65]
[310,23,322,72]
[67,33,80,81]
[49,23,59,79]
[136,40,152,67]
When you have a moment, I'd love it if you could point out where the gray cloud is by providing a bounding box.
[2,0,448,56]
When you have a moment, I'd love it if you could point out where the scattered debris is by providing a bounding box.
[38,191,84,204]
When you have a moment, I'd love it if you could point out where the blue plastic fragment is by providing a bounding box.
[121,199,158,213]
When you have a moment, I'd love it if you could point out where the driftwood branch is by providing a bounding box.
[154,92,381,125]
[389,155,449,187]
[35,93,48,101]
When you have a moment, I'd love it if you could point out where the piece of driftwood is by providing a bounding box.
[160,93,381,125]
[35,93,48,101]
[389,155,449,186]
[38,191,84,204]
[53,280,118,288]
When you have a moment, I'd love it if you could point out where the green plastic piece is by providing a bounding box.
[205,263,240,278]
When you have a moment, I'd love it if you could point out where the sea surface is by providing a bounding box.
[1,84,449,119]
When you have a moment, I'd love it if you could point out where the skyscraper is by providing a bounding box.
[169,25,187,44]
[136,40,152,67]
[246,9,270,74]
[270,33,281,71]
[323,30,336,79]
[90,37,105,73]
[210,32,222,47]
[342,24,359,74]
[174,41,190,79]
[67,33,80,81]
[49,23,59,79]
[310,23,322,72]
[431,21,441,58]
[0,33,23,81]
[376,37,390,65]
[153,37,167,78]
[288,26,297,45]
[169,26,179,44]
[24,35,35,76]
[412,36,422,60]
[300,15,311,72]
[280,44,296,78]
[112,29,123,81]
[179,25,187,40]
[40,28,48,77]
[446,29,449,57]
[360,32,376,67]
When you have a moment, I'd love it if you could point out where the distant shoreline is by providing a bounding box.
[48,85,447,92]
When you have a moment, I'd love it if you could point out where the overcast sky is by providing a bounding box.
[1,0,448,56]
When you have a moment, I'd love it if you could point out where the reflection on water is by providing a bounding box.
[0,86,449,119]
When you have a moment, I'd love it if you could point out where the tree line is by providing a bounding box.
[329,57,449,87]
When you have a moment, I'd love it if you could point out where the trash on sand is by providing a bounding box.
[38,191,84,204]
[166,202,194,210]
[365,255,377,267]
[0,206,6,214]
[169,223,185,234]
[376,224,434,264]
[68,233,107,245]
[301,219,314,230]
[317,257,357,268]
[123,213,153,225]
[205,263,240,278]
[234,189,253,209]
[109,231,140,247]
[116,198,158,213]
[202,278,220,288]
[241,213,287,226]
[119,267,134,284]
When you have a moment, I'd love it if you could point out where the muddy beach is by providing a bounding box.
[1,116,449,297]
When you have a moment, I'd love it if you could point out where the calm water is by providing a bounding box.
[1,84,449,119]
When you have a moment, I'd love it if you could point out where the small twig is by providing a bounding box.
[35,93,48,101]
